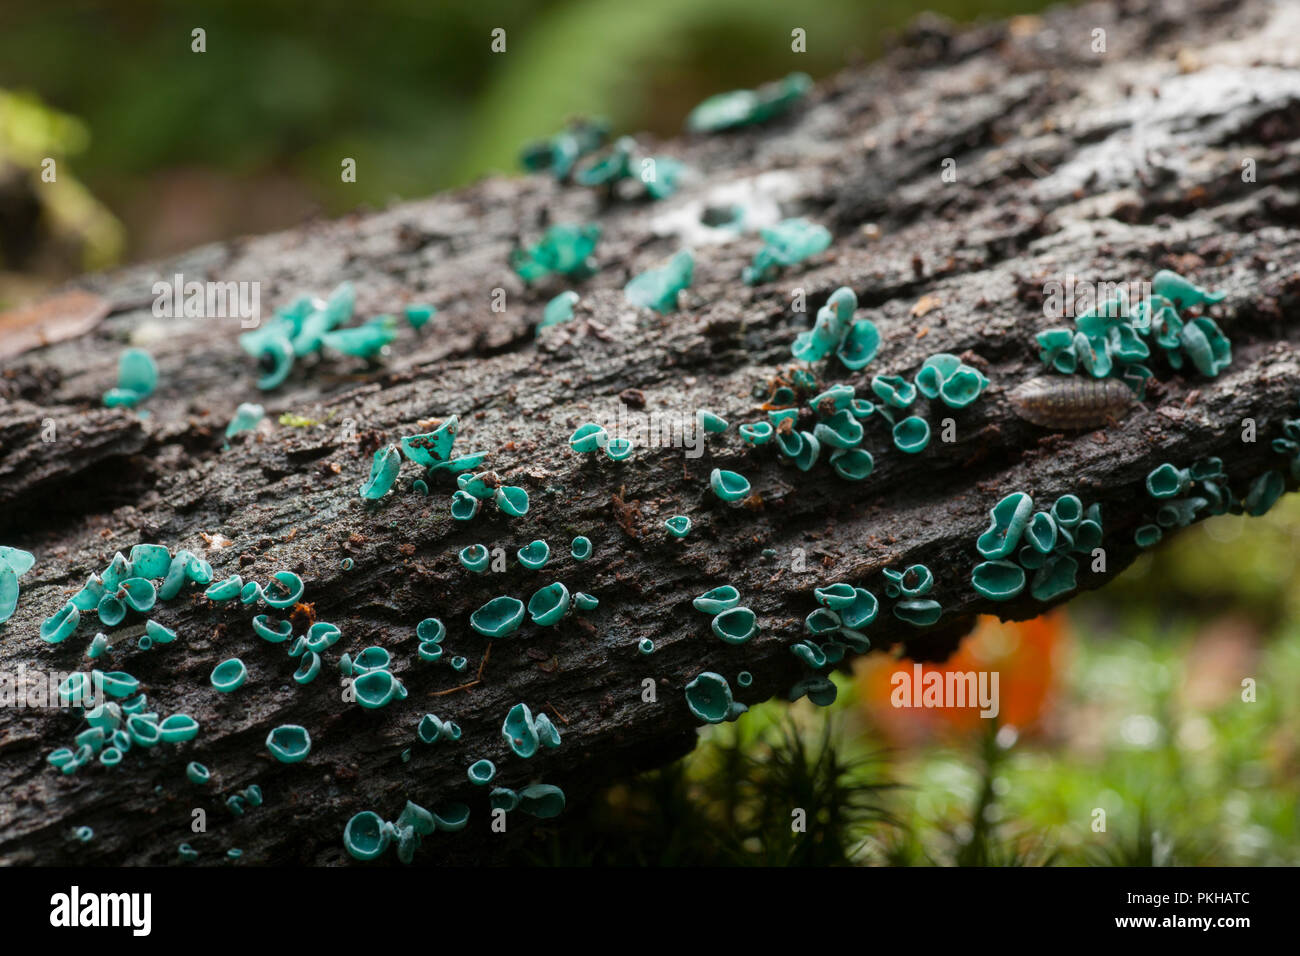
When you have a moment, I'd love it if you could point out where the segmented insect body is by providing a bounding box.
[1008,376,1136,429]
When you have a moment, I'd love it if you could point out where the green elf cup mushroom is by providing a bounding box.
[976,492,1034,559]
[625,250,694,314]
[971,560,1026,601]
[527,582,570,625]
[359,444,402,500]
[710,469,751,502]
[692,585,740,614]
[684,671,734,724]
[470,596,526,638]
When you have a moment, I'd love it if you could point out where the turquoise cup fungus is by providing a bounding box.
[830,448,874,480]
[569,423,608,453]
[252,615,292,643]
[205,575,243,602]
[470,596,526,637]
[262,570,304,609]
[343,811,391,861]
[303,621,341,652]
[450,490,480,521]
[41,603,80,643]
[418,713,462,744]
[359,445,403,500]
[605,437,634,460]
[792,431,820,471]
[353,670,404,709]
[1025,512,1058,553]
[527,582,570,626]
[814,582,856,609]
[126,714,161,747]
[159,714,200,743]
[693,585,740,614]
[416,618,445,644]
[459,544,490,573]
[970,560,1026,601]
[292,651,321,684]
[351,646,391,673]
[502,703,540,758]
[210,658,247,693]
[976,491,1034,559]
[898,564,934,598]
[517,539,551,570]
[517,784,566,819]
[697,410,728,433]
[128,544,170,579]
[494,486,530,517]
[711,607,758,644]
[892,416,931,454]
[812,410,863,449]
[144,619,176,644]
[1030,554,1078,601]
[103,348,158,408]
[840,588,879,629]
[893,599,942,627]
[266,724,311,763]
[804,607,841,635]
[684,672,733,724]
[710,469,751,502]
[1146,463,1190,499]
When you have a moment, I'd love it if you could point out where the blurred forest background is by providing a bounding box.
[1,0,1296,865]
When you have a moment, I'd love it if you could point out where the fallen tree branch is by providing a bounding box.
[1,0,1298,864]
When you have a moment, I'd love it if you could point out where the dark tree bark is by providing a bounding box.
[1,0,1298,865]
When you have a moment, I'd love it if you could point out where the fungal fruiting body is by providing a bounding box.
[1008,376,1135,429]
[521,117,609,179]
[0,546,35,624]
[686,72,811,133]
[343,799,453,864]
[684,672,735,724]
[537,291,578,333]
[266,724,311,763]
[103,348,158,408]
[511,223,601,283]
[625,250,694,313]
[743,218,831,285]
[1034,270,1228,386]
[790,286,879,369]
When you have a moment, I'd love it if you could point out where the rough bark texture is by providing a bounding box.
[1,0,1298,865]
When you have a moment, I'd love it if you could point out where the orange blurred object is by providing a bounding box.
[854,612,1067,747]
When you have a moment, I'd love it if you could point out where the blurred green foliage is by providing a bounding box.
[0,90,122,282]
[0,0,1051,261]
[543,499,1300,866]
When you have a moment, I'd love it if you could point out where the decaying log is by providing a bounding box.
[1,0,1298,864]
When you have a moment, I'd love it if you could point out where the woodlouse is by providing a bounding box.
[1008,376,1137,429]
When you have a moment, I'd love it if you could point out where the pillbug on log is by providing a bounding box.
[1008,376,1137,429]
